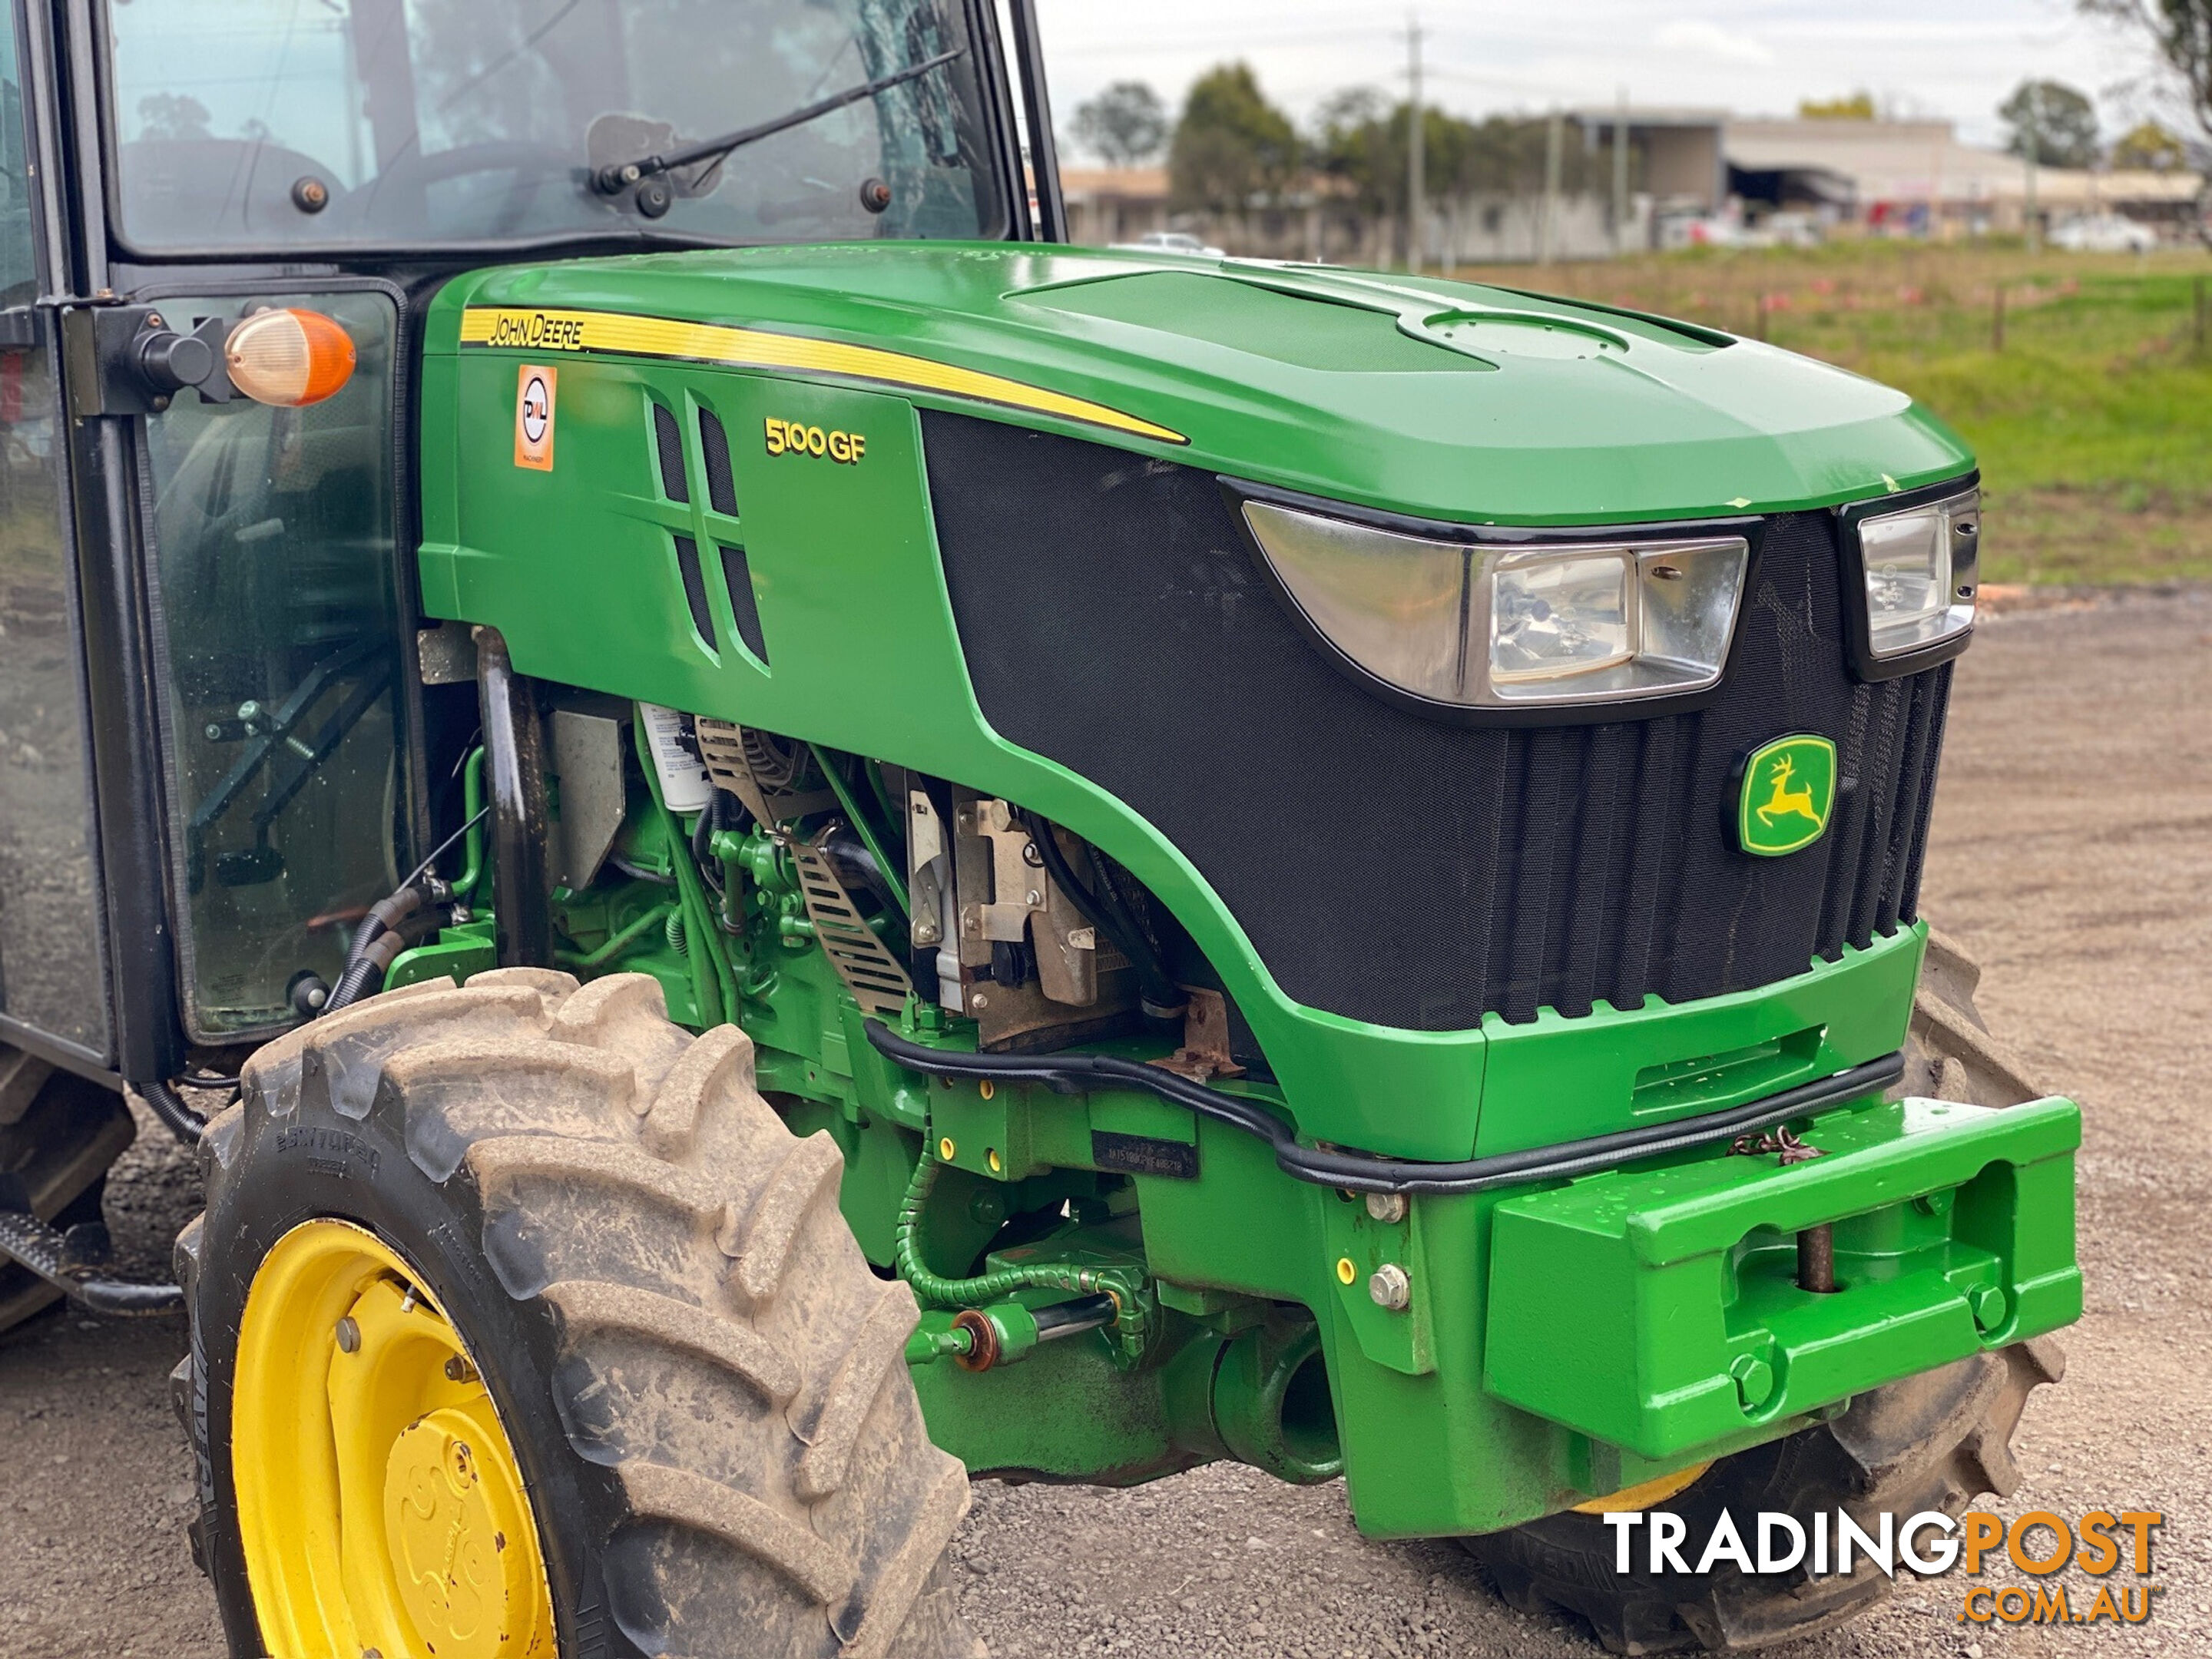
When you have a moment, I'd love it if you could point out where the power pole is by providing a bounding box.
[1540,108,1563,266]
[1407,14,1426,273]
[2024,82,2042,257]
[1612,86,1630,257]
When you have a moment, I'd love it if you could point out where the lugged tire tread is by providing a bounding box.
[796,1283,923,1501]
[721,1131,845,1308]
[616,1459,857,1605]
[546,1279,801,1404]
[466,1131,729,1217]
[0,1074,136,1333]
[833,1458,972,1659]
[637,1023,756,1157]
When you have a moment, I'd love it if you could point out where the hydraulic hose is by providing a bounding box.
[864,1019,1905,1198]
[139,1078,208,1147]
[894,1151,1150,1359]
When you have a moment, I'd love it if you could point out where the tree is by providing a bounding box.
[1998,79,2101,167]
[1167,64,1300,214]
[136,93,212,142]
[1071,81,1168,167]
[1314,92,1604,213]
[2079,1,2212,140]
[1799,92,1876,120]
[2111,117,2190,167]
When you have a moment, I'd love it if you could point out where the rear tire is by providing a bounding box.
[0,1065,135,1333]
[176,970,982,1659]
[1462,931,2064,1654]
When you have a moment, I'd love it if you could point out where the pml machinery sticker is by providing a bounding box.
[515,364,557,470]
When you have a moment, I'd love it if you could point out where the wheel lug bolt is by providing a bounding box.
[444,1355,476,1383]
[334,1316,360,1354]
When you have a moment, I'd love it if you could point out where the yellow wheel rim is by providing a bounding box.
[233,1219,555,1659]
[1571,1460,1714,1515]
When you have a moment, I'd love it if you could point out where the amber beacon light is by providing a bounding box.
[224,307,357,406]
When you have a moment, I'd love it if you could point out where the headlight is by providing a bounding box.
[1853,487,1979,661]
[1242,500,1748,710]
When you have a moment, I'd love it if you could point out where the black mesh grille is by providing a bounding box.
[720,545,768,662]
[698,409,740,516]
[924,412,1951,1032]
[674,535,715,648]
[653,402,689,502]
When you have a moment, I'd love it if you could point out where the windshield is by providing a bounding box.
[102,0,1008,253]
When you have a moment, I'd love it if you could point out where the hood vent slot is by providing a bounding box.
[699,408,740,515]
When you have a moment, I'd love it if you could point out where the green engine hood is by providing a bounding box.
[432,240,1971,528]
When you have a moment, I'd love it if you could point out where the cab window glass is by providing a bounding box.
[141,293,406,1039]
[103,0,1003,252]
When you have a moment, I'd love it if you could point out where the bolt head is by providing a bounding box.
[1364,1191,1409,1224]
[1368,1263,1412,1311]
[1024,890,1042,907]
[334,1316,360,1354]
[1730,1353,1776,1411]
[1969,1283,2008,1332]
[443,1355,472,1382]
[970,992,988,1011]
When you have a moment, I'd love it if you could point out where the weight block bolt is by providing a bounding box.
[1368,1263,1412,1311]
[1730,1353,1777,1412]
[1969,1283,2008,1332]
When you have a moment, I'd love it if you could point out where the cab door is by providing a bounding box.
[0,0,111,1071]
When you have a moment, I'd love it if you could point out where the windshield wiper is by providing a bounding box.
[593,46,967,209]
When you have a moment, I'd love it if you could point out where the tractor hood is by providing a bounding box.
[432,242,1972,525]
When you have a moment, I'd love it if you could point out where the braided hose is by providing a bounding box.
[893,1153,1150,1360]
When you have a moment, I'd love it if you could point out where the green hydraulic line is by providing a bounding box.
[455,747,487,899]
[556,902,677,972]
[809,742,909,918]
[631,716,735,1028]
[893,1151,1150,1360]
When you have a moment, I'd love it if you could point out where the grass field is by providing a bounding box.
[1456,241,2212,584]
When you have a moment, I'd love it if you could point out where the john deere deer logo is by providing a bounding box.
[1738,735,1837,857]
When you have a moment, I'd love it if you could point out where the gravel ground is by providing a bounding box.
[4,590,2207,1658]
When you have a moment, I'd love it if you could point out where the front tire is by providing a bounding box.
[1463,931,2064,1653]
[176,970,981,1659]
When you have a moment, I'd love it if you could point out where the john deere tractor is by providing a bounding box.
[0,3,2080,1655]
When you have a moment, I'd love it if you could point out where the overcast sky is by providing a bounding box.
[1035,0,2177,156]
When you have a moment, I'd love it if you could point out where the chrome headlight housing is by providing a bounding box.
[1241,498,1749,712]
[1842,485,1980,675]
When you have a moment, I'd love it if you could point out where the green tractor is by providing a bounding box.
[0,3,2080,1654]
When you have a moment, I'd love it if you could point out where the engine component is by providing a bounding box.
[790,825,914,1017]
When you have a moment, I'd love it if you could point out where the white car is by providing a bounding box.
[2048,214,2157,253]
[1109,230,1227,258]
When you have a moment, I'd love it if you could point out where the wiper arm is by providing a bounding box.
[593,46,966,203]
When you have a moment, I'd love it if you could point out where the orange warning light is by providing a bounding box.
[224,308,357,408]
